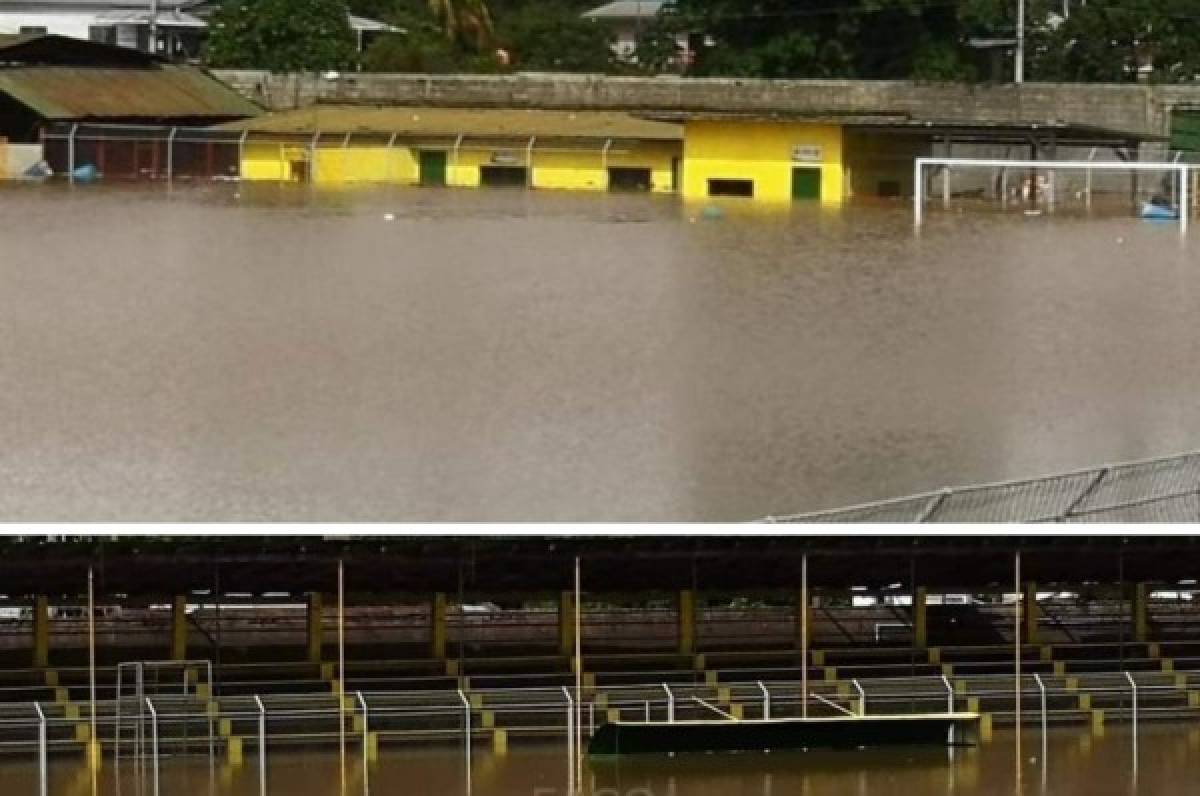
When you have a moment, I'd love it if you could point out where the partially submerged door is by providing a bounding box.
[792,167,822,201]
[419,150,447,186]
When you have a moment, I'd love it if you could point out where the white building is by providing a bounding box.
[0,1,396,60]
[581,0,695,69]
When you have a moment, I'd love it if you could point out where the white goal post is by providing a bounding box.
[913,157,1193,234]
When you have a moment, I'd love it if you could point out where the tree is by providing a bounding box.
[427,0,496,51]
[1031,0,1200,83]
[362,30,464,71]
[499,0,614,72]
[206,0,357,71]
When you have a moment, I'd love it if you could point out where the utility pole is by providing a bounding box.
[1015,0,1025,83]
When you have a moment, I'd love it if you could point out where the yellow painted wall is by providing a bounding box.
[682,121,844,204]
[242,141,309,182]
[237,140,681,193]
[315,147,417,184]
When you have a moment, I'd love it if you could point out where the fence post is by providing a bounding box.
[1126,671,1138,761]
[34,701,47,796]
[1034,673,1047,760]
[561,686,573,796]
[166,127,177,183]
[457,689,471,796]
[757,681,770,720]
[663,684,674,724]
[254,695,266,796]
[356,692,369,796]
[913,158,924,228]
[147,697,160,796]
[68,123,78,184]
[852,679,866,717]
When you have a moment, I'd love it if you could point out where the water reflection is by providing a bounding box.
[1,724,1194,795]
[0,184,1196,520]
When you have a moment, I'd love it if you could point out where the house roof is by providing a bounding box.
[0,63,260,120]
[582,1,668,21]
[225,106,682,141]
[0,32,158,65]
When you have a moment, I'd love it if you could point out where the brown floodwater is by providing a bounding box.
[0,725,1196,795]
[1,182,1198,520]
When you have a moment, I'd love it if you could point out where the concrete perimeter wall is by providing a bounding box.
[212,71,1200,140]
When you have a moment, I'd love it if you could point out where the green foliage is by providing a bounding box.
[362,30,463,71]
[498,0,614,72]
[205,0,357,71]
[633,14,684,75]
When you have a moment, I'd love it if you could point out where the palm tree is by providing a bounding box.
[427,0,494,50]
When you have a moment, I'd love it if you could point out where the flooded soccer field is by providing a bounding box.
[1,182,1197,520]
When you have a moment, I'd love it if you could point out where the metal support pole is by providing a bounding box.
[338,560,346,782]
[238,130,248,181]
[1181,165,1190,236]
[34,702,47,796]
[913,159,923,228]
[758,681,770,720]
[852,679,866,717]
[1016,0,1025,83]
[1034,673,1047,764]
[1126,671,1138,760]
[254,695,266,796]
[457,689,471,796]
[663,683,674,723]
[573,557,582,786]
[1015,551,1022,779]
[561,686,574,796]
[525,136,537,189]
[68,123,78,183]
[166,127,177,183]
[147,697,160,796]
[356,692,369,796]
[801,554,808,719]
[942,674,954,714]
[88,567,97,771]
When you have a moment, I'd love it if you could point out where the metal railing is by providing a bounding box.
[767,448,1200,523]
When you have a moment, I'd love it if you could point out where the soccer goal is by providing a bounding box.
[913,156,1194,233]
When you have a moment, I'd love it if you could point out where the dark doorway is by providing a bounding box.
[608,167,652,192]
[480,165,528,188]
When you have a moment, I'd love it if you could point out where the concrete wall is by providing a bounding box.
[212,71,1200,139]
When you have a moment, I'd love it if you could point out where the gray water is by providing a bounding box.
[1,182,1197,520]
[0,726,1196,795]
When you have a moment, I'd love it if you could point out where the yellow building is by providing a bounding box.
[227,106,683,194]
[680,118,845,205]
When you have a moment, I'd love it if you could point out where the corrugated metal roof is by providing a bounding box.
[582,1,667,20]
[0,65,260,120]
[226,106,682,141]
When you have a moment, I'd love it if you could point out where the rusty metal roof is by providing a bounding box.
[0,64,261,120]
[226,105,682,141]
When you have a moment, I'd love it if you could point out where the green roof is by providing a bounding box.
[0,65,260,121]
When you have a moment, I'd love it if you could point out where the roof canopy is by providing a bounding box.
[0,32,157,66]
[227,106,682,142]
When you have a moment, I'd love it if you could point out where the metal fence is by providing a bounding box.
[767,449,1200,523]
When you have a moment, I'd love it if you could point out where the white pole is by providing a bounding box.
[562,686,574,796]
[68,123,78,184]
[1181,165,1190,235]
[166,127,176,183]
[34,702,47,796]
[1034,673,1047,761]
[88,568,97,770]
[356,692,369,796]
[663,683,674,723]
[913,159,924,228]
[147,697,159,796]
[852,679,866,717]
[758,681,770,720]
[1016,0,1026,84]
[573,556,582,784]
[338,561,346,785]
[801,554,808,719]
[457,689,471,796]
[942,674,954,714]
[254,695,266,796]
[1126,671,1138,762]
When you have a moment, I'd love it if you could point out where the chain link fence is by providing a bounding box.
[767,451,1200,523]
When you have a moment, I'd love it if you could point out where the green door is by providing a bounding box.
[1171,110,1200,153]
[792,167,822,201]
[419,151,447,186]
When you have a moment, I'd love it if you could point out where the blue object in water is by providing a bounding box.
[70,163,99,183]
[1140,201,1178,221]
[701,206,724,220]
